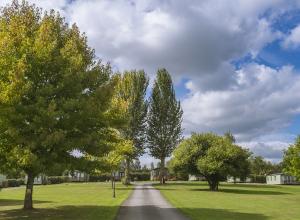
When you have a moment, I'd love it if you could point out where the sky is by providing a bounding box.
[1,0,300,165]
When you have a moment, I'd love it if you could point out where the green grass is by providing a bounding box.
[155,181,300,220]
[0,182,132,220]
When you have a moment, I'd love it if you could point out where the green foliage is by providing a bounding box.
[172,133,250,190]
[47,176,70,184]
[224,131,236,143]
[283,136,300,180]
[147,68,183,183]
[0,1,118,209]
[130,171,150,181]
[113,70,148,156]
[1,179,24,188]
[112,70,148,184]
[249,156,282,176]
[89,175,111,182]
[248,174,266,183]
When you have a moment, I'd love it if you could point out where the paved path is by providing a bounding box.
[116,183,189,220]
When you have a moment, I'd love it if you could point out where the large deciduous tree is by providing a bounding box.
[113,70,148,184]
[283,136,300,180]
[147,69,183,184]
[172,133,250,191]
[0,1,115,209]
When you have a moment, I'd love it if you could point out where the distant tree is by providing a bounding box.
[172,133,251,191]
[142,164,148,171]
[132,159,142,171]
[113,70,148,184]
[0,1,116,209]
[150,162,155,170]
[167,158,189,181]
[147,69,183,184]
[249,156,281,176]
[283,136,300,180]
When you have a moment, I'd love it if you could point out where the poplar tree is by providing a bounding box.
[0,1,115,209]
[147,69,183,184]
[113,70,148,184]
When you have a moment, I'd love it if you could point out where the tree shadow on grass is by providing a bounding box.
[0,205,271,220]
[0,199,52,206]
[188,188,289,195]
[223,183,283,189]
[181,207,270,220]
[0,205,119,220]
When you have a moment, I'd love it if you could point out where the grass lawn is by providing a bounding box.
[155,181,300,220]
[0,182,132,220]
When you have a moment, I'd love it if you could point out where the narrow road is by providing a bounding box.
[116,183,189,220]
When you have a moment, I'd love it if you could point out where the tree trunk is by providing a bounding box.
[208,179,219,191]
[159,157,166,184]
[111,173,113,189]
[113,173,116,198]
[24,172,34,210]
[124,157,131,185]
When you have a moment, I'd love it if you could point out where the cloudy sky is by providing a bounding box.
[2,0,300,164]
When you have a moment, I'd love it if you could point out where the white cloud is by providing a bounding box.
[182,64,300,142]
[282,24,300,49]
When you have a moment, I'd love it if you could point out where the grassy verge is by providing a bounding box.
[0,182,132,220]
[155,181,300,220]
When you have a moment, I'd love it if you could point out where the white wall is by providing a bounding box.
[266,174,297,185]
[0,174,7,183]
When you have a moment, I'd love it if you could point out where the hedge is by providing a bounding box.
[1,179,25,188]
[249,174,266,183]
[47,176,70,184]
[130,172,150,181]
[89,175,111,182]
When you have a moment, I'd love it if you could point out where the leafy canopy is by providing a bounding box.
[0,0,116,176]
[172,133,250,190]
[283,136,300,180]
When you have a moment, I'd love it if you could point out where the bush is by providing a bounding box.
[6,179,21,187]
[249,174,266,183]
[89,175,111,182]
[17,179,25,186]
[1,180,8,188]
[130,172,150,181]
[47,176,69,184]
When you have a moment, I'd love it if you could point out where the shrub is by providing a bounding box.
[249,174,266,183]
[1,180,8,188]
[17,179,25,186]
[130,172,150,181]
[6,179,20,187]
[89,175,111,182]
[47,176,69,184]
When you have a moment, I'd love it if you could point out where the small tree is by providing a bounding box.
[283,136,300,180]
[0,1,115,209]
[172,133,250,191]
[147,69,183,184]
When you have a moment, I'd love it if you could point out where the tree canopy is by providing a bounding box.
[0,0,117,209]
[171,133,250,190]
[283,136,300,180]
[112,70,148,184]
[147,69,183,184]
